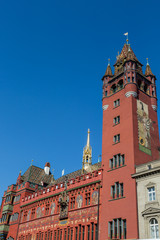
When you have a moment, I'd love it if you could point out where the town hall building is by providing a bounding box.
[0,40,160,240]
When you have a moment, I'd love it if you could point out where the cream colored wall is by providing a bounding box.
[136,160,160,239]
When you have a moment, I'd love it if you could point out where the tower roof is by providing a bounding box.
[145,60,154,76]
[115,43,141,65]
[104,59,113,77]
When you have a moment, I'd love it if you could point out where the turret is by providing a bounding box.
[145,59,157,111]
[82,129,92,172]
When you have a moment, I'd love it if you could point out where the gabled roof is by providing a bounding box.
[21,162,101,187]
[21,165,53,186]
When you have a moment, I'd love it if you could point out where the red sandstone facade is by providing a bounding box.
[0,41,159,240]
[100,43,159,239]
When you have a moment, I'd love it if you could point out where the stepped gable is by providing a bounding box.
[51,162,102,185]
[21,165,53,185]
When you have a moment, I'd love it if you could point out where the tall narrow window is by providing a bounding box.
[54,231,56,240]
[75,227,78,240]
[85,193,90,206]
[120,183,124,197]
[82,226,85,240]
[79,225,81,240]
[70,228,73,240]
[60,230,62,240]
[124,219,127,239]
[91,223,94,240]
[95,224,98,240]
[119,219,122,239]
[148,186,156,201]
[67,228,70,240]
[150,218,159,239]
[57,229,59,240]
[116,182,119,198]
[110,159,113,169]
[87,225,90,240]
[64,229,67,240]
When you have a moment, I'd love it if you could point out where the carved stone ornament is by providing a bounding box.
[59,190,69,220]
[142,207,160,217]
[125,91,137,98]
[102,105,109,111]
[152,105,157,111]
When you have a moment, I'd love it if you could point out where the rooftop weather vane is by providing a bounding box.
[124,32,129,44]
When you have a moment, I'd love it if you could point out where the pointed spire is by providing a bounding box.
[82,129,92,173]
[145,58,154,76]
[104,59,113,76]
[87,128,90,147]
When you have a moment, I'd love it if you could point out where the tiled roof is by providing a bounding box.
[21,165,53,185]
[116,43,139,64]
[22,162,101,187]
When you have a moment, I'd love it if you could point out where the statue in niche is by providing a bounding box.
[59,177,69,220]
[36,207,42,218]
[50,202,56,214]
[76,195,83,208]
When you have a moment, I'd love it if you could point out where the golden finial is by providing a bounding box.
[31,159,33,166]
[146,58,149,65]
[108,58,110,65]
[20,170,22,174]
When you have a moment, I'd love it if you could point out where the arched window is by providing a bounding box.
[86,156,88,162]
[150,218,159,239]
[117,80,123,90]
[110,84,117,94]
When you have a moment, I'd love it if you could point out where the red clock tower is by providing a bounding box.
[100,42,159,239]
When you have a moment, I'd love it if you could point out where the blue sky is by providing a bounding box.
[0,0,160,199]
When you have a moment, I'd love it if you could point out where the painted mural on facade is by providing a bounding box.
[18,206,98,236]
[137,100,152,155]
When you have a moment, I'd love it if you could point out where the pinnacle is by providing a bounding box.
[104,64,113,77]
[145,63,154,76]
